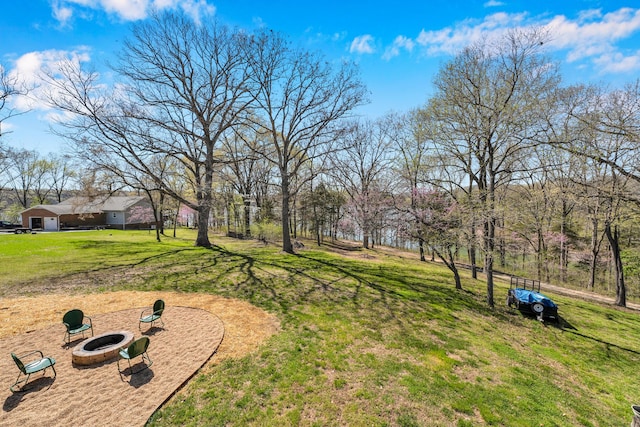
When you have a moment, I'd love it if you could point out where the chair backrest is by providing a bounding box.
[63,309,84,329]
[11,353,26,374]
[128,337,150,358]
[153,300,165,316]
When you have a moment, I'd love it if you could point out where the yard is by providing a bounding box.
[1,230,640,426]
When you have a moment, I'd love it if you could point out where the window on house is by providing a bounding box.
[113,213,117,218]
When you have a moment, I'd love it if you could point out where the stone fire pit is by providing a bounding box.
[72,330,134,366]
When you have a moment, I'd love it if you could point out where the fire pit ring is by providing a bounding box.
[72,330,134,366]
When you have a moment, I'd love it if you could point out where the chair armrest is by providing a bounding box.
[84,315,92,326]
[19,350,44,360]
[140,307,152,317]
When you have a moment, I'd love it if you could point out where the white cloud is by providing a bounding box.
[8,48,92,113]
[52,1,74,28]
[332,32,347,42]
[51,0,215,25]
[545,8,640,61]
[484,0,504,7]
[382,35,415,60]
[252,17,266,28]
[415,12,527,55]
[302,28,347,46]
[379,7,640,76]
[179,0,216,25]
[350,35,375,54]
[593,51,640,73]
[102,0,149,20]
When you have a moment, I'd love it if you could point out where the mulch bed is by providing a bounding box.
[0,292,280,426]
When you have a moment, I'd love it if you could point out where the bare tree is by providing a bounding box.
[0,62,29,138]
[427,28,559,307]
[539,85,598,283]
[329,118,394,249]
[502,144,565,282]
[390,110,433,261]
[544,82,640,306]
[570,85,639,306]
[546,149,580,283]
[571,81,640,187]
[0,64,29,192]
[92,150,173,241]
[219,127,273,238]
[6,148,40,208]
[247,30,368,253]
[48,154,77,202]
[46,11,254,247]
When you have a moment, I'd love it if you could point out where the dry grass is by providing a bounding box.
[0,291,280,364]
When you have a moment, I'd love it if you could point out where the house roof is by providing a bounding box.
[100,196,146,211]
[22,196,147,216]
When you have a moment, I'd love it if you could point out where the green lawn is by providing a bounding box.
[2,230,639,426]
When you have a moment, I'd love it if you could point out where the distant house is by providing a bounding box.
[20,196,157,231]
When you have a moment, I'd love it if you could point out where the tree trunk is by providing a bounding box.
[469,242,477,280]
[312,188,321,246]
[151,206,161,243]
[589,218,599,291]
[560,199,569,283]
[281,174,294,254]
[172,202,180,238]
[158,192,165,236]
[432,246,463,290]
[604,222,626,307]
[315,209,321,246]
[225,199,232,235]
[536,229,543,282]
[448,249,462,290]
[244,199,251,237]
[291,200,297,239]
[469,178,478,280]
[484,217,495,308]
[485,247,495,307]
[195,205,211,247]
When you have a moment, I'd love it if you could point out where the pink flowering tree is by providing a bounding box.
[127,204,156,227]
[404,189,463,290]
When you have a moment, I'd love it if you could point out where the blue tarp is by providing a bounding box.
[514,288,557,308]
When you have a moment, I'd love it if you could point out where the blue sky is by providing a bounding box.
[2,0,640,153]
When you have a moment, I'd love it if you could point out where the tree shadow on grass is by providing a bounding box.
[165,245,489,333]
[559,317,640,356]
[238,249,489,332]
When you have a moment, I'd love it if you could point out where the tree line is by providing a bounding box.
[2,12,640,309]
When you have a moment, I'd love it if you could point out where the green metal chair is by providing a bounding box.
[63,309,93,345]
[117,336,152,374]
[10,350,56,392]
[139,299,165,331]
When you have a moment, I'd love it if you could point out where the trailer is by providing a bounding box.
[0,221,32,234]
[506,277,559,323]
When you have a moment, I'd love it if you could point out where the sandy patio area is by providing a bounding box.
[0,291,280,426]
